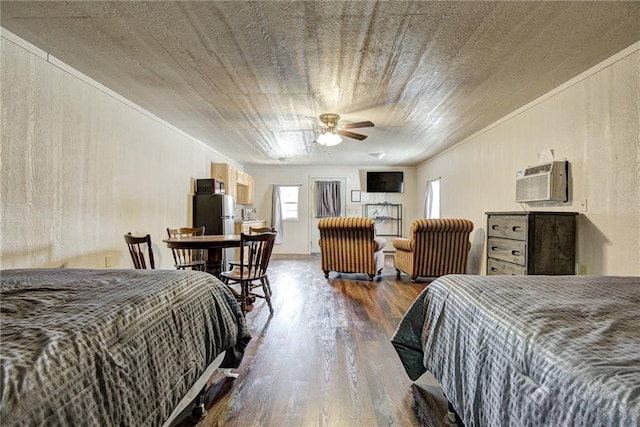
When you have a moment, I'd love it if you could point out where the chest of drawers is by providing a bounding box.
[486,211,577,275]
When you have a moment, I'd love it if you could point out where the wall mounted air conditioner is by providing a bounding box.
[515,160,568,203]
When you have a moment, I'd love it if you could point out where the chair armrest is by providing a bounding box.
[373,237,387,252]
[392,238,413,252]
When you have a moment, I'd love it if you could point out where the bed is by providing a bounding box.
[0,268,251,426]
[391,274,640,427]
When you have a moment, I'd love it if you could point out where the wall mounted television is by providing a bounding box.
[366,171,404,193]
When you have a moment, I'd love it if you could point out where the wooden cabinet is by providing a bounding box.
[236,170,249,186]
[236,174,255,205]
[233,220,267,259]
[486,211,577,275]
[211,163,255,205]
[211,163,237,199]
[234,220,267,235]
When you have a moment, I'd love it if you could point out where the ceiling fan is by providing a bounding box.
[314,113,374,146]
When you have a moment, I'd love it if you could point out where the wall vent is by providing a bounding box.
[515,160,568,203]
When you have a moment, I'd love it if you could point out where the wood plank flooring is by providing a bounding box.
[180,254,446,427]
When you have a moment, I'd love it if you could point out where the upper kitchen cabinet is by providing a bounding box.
[211,163,237,199]
[236,172,255,205]
[211,163,255,205]
[236,170,249,186]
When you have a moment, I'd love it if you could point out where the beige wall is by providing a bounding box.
[1,33,238,269]
[417,44,640,275]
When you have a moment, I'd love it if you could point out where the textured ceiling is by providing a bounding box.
[2,1,639,166]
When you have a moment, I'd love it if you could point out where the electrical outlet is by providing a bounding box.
[577,199,588,212]
[578,264,588,275]
[105,256,112,268]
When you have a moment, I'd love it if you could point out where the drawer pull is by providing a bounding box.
[512,226,523,232]
[511,250,521,256]
[491,267,498,272]
[491,246,499,251]
[491,225,500,230]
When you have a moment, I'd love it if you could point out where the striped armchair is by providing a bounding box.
[318,217,387,281]
[393,218,474,282]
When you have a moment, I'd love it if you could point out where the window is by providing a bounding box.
[424,178,441,219]
[279,186,299,220]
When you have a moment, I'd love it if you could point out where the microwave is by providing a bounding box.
[195,178,225,194]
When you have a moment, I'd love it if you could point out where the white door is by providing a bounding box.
[309,177,347,253]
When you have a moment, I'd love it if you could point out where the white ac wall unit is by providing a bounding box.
[515,160,568,203]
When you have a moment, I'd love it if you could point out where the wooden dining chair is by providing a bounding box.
[166,227,207,271]
[124,233,155,269]
[231,226,276,269]
[220,231,276,314]
[248,226,276,234]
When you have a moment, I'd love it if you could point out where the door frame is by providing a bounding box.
[308,176,347,253]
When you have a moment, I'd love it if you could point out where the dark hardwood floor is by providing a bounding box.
[182,254,446,427]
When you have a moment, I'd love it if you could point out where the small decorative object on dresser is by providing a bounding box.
[486,211,578,275]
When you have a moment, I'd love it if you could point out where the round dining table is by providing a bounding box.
[162,234,242,277]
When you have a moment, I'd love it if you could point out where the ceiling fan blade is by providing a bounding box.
[338,130,368,141]
[341,120,374,129]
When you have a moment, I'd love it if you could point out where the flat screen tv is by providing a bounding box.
[366,171,404,193]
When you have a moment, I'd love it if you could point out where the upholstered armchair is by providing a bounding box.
[318,217,387,281]
[393,218,474,282]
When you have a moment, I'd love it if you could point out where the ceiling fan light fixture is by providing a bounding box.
[316,132,342,146]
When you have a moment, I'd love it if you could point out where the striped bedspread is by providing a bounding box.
[391,274,640,427]
[0,268,251,426]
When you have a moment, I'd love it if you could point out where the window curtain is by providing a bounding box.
[316,181,341,218]
[424,178,440,218]
[424,182,433,218]
[271,185,284,244]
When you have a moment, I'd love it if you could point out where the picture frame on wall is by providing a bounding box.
[351,190,361,203]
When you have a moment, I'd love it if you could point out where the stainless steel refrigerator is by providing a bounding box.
[193,193,235,262]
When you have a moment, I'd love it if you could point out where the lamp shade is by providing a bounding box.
[316,132,342,146]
